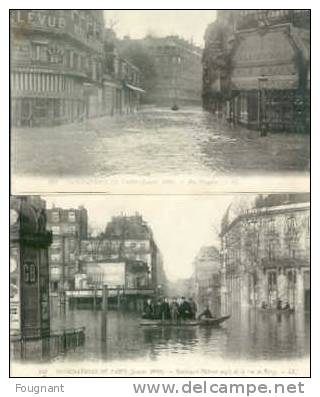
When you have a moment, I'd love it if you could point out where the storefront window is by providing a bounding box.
[32,42,48,62]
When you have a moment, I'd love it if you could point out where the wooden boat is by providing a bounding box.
[140,319,199,327]
[199,315,231,327]
[140,315,231,327]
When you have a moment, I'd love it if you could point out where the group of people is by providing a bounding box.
[261,299,292,311]
[142,297,198,321]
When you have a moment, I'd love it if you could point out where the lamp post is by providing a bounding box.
[258,76,268,136]
[157,284,163,299]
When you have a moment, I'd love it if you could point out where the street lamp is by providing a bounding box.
[258,76,268,136]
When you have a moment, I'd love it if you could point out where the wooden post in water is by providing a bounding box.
[101,285,108,341]
[117,286,121,311]
[93,284,97,311]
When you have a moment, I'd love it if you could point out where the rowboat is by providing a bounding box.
[140,315,230,327]
[199,315,231,326]
[140,319,199,327]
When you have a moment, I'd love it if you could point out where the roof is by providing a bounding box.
[104,215,152,240]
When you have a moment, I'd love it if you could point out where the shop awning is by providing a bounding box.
[125,83,145,93]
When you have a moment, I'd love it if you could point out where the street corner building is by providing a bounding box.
[45,210,167,311]
[202,10,310,133]
[220,194,310,314]
[10,196,52,360]
[143,36,203,107]
[10,10,144,127]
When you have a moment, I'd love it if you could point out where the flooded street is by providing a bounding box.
[12,107,310,178]
[51,306,310,364]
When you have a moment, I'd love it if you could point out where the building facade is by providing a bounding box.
[220,194,310,314]
[79,214,166,292]
[203,10,310,133]
[191,246,221,317]
[10,10,144,127]
[10,10,105,126]
[10,196,52,358]
[46,206,88,292]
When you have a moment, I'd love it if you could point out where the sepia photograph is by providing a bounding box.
[10,9,310,192]
[10,193,310,377]
[8,7,311,383]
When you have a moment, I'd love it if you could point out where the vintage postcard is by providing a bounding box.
[10,10,310,193]
[10,193,310,376]
[9,9,310,379]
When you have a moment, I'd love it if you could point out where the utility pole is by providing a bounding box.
[101,284,108,341]
[60,235,66,313]
[258,76,268,136]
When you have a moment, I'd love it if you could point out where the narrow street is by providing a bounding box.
[12,107,310,178]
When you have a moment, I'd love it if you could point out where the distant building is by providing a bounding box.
[10,196,52,359]
[203,10,310,133]
[119,35,202,107]
[191,246,221,317]
[220,194,310,314]
[46,205,88,292]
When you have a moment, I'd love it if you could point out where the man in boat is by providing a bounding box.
[179,297,192,320]
[277,299,282,310]
[160,297,171,320]
[142,298,155,319]
[154,299,163,320]
[198,305,214,320]
[170,297,179,322]
[283,301,291,310]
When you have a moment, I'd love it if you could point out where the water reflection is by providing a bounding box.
[51,305,309,363]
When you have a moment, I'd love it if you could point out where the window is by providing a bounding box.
[285,216,297,235]
[68,225,76,234]
[53,99,60,118]
[51,253,61,263]
[32,42,48,62]
[34,98,47,118]
[268,242,276,261]
[267,271,277,291]
[51,226,60,235]
[51,211,60,223]
[68,211,76,222]
[267,218,275,234]
[287,270,297,285]
[73,53,79,70]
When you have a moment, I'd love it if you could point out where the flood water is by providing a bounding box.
[51,305,310,363]
[12,107,310,178]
